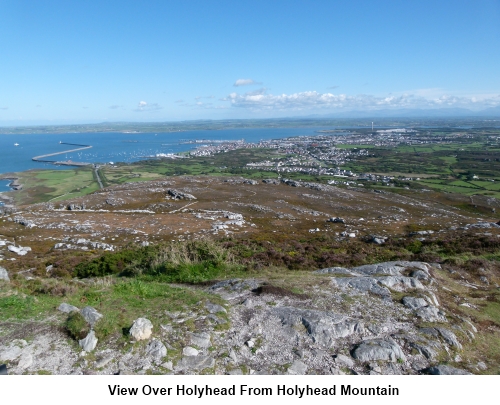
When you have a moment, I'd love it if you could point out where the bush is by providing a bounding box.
[65,312,90,340]
[145,239,238,283]
[75,239,240,283]
[75,246,158,278]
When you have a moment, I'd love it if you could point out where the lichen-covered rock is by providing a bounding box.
[189,332,211,348]
[415,306,447,322]
[435,327,462,349]
[402,296,428,310]
[273,307,363,346]
[79,330,98,352]
[175,355,214,372]
[183,346,199,356]
[331,277,391,298]
[314,267,361,276]
[205,302,226,314]
[352,261,430,276]
[130,318,153,341]
[423,365,472,375]
[376,276,424,291]
[352,339,406,362]
[146,339,167,361]
[58,303,79,313]
[0,266,9,281]
[287,360,308,375]
[80,306,103,326]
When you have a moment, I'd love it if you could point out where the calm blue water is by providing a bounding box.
[0,180,12,192]
[0,127,332,175]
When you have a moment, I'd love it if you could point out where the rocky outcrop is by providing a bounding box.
[0,261,480,375]
[323,261,434,300]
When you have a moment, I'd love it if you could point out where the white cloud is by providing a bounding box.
[134,101,163,112]
[233,78,262,87]
[225,89,500,111]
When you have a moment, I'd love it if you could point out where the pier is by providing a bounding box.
[32,142,93,167]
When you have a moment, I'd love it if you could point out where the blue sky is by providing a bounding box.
[1,0,499,124]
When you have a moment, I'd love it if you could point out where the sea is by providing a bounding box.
[0,127,336,190]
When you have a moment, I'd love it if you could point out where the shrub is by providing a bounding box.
[75,246,158,278]
[65,312,90,340]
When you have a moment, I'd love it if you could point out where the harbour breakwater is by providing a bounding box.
[32,142,93,167]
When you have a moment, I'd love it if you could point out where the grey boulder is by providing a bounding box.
[146,339,167,361]
[423,365,472,375]
[80,306,103,326]
[273,307,363,346]
[415,306,447,322]
[175,356,214,372]
[205,302,226,314]
[352,339,406,362]
[58,303,79,313]
[190,332,211,348]
[376,276,424,291]
[130,318,153,341]
[0,267,9,281]
[79,330,98,352]
[402,296,428,310]
[287,360,308,375]
[331,277,391,298]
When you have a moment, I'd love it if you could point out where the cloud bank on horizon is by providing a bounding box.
[222,89,500,112]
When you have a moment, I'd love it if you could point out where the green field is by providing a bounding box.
[14,168,100,204]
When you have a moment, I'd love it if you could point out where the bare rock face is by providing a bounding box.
[130,318,153,341]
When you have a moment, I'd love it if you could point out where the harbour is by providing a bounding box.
[0,127,330,175]
[32,142,93,167]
